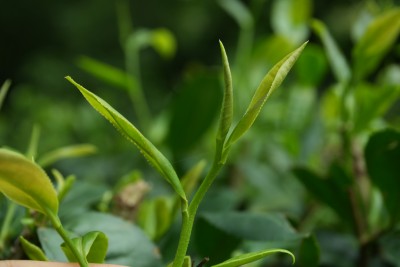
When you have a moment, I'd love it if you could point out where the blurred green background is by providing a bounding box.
[1,0,400,266]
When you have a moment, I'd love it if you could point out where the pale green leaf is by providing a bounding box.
[217,41,234,149]
[61,231,108,263]
[211,248,295,267]
[224,42,307,153]
[38,144,97,168]
[20,236,49,261]
[311,19,351,83]
[77,56,135,91]
[0,79,11,111]
[353,8,400,80]
[66,76,187,203]
[0,148,59,216]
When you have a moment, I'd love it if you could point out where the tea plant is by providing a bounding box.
[0,40,306,267]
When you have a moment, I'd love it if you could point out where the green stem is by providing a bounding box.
[47,213,88,267]
[0,201,17,251]
[172,159,224,267]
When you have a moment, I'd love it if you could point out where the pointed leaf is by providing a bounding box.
[217,41,234,148]
[66,76,186,203]
[353,8,400,80]
[0,79,11,111]
[311,19,351,83]
[20,236,49,261]
[224,42,307,151]
[0,148,58,216]
[211,248,295,267]
[37,144,97,168]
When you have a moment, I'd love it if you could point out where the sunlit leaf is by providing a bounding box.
[0,148,58,217]
[0,79,11,111]
[311,19,351,83]
[365,129,400,222]
[20,236,49,261]
[353,8,400,80]
[38,144,97,168]
[217,41,234,152]
[223,42,307,156]
[66,76,187,203]
[211,248,295,267]
[61,231,108,264]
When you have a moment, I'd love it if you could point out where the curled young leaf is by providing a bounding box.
[0,148,59,217]
[223,42,307,156]
[66,76,187,203]
[20,236,49,261]
[211,248,295,267]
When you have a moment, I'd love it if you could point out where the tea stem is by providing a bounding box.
[48,213,88,267]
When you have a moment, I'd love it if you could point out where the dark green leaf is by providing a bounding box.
[0,148,58,217]
[294,43,328,86]
[218,0,253,29]
[0,79,11,111]
[353,8,400,80]
[211,248,295,267]
[66,76,186,203]
[298,235,320,267]
[200,211,301,242]
[167,71,222,156]
[365,129,400,222]
[292,167,354,226]
[20,236,49,261]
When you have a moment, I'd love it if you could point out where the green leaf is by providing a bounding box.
[37,144,97,168]
[223,42,307,153]
[51,169,76,202]
[150,28,177,59]
[37,227,67,261]
[211,248,295,267]
[0,148,59,217]
[271,0,311,44]
[201,211,301,242]
[218,0,253,29]
[292,166,354,227]
[167,256,191,267]
[217,41,234,152]
[294,43,328,86]
[0,79,11,111]
[311,19,351,83]
[365,129,400,222]
[66,212,163,267]
[353,8,400,80]
[66,76,186,203]
[298,235,320,267]
[20,236,49,261]
[77,56,135,91]
[167,71,222,156]
[61,231,108,264]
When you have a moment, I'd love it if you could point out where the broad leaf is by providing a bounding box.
[0,148,58,217]
[211,248,295,267]
[61,231,108,264]
[353,8,400,80]
[365,129,400,222]
[311,19,351,83]
[216,41,234,150]
[223,42,307,154]
[20,236,49,261]
[66,76,186,203]
[200,211,301,242]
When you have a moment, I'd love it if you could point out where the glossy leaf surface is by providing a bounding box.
[211,248,295,267]
[0,148,58,216]
[66,76,186,203]
[224,42,307,153]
